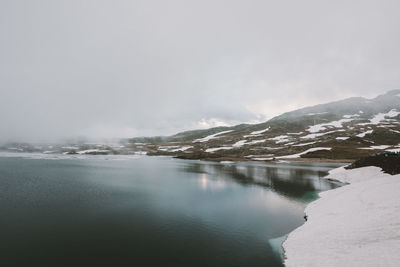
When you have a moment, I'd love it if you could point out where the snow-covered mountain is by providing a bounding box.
[2,90,400,161]
[140,90,400,161]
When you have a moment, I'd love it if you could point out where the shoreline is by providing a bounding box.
[283,166,400,266]
[0,150,354,164]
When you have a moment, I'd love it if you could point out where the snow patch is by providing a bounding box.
[307,118,354,133]
[269,135,290,144]
[205,147,234,153]
[293,142,317,147]
[386,148,400,153]
[284,166,400,266]
[306,112,327,116]
[356,130,373,138]
[77,149,110,154]
[301,129,345,139]
[170,146,193,152]
[343,114,360,119]
[275,147,331,159]
[358,145,390,150]
[193,130,233,143]
[250,127,270,135]
[359,109,400,125]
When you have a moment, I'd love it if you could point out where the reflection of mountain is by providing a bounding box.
[183,162,341,202]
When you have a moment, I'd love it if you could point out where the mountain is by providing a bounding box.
[2,90,400,161]
[134,90,400,161]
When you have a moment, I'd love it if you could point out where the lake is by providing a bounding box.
[0,154,342,266]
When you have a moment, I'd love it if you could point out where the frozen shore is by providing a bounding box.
[283,166,400,267]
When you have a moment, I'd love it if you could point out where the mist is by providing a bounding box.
[1,0,400,142]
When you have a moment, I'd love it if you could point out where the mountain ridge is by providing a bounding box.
[1,90,400,162]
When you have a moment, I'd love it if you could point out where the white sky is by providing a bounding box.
[1,0,399,142]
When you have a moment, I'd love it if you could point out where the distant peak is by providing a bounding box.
[383,89,400,96]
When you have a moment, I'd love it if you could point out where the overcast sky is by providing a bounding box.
[1,0,399,142]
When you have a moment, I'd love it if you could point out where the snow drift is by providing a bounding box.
[283,166,400,267]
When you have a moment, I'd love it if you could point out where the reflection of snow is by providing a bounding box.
[198,173,226,191]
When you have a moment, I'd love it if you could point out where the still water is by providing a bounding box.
[0,155,342,266]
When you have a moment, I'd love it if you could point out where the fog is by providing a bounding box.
[1,0,399,142]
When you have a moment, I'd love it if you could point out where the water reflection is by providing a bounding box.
[0,156,343,267]
[182,160,343,202]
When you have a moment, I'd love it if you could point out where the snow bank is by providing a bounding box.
[284,166,400,267]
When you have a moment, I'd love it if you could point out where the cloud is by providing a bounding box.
[1,0,399,142]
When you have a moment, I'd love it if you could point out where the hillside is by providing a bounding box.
[142,90,400,161]
[2,90,400,162]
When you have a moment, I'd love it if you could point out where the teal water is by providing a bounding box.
[0,155,342,266]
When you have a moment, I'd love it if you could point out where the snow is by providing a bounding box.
[284,142,296,146]
[301,129,345,139]
[269,135,290,144]
[232,140,248,147]
[250,127,270,135]
[306,112,327,116]
[219,139,267,149]
[193,130,233,143]
[356,130,373,138]
[170,146,193,152]
[284,166,400,267]
[247,139,266,145]
[336,137,349,140]
[275,147,331,159]
[293,142,317,147]
[205,146,234,153]
[158,145,180,151]
[288,132,304,135]
[359,109,400,126]
[343,114,360,118]
[386,148,400,153]
[252,157,274,161]
[307,118,354,133]
[259,147,331,160]
[77,149,110,154]
[358,145,390,150]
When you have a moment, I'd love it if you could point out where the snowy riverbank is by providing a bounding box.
[283,166,400,267]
